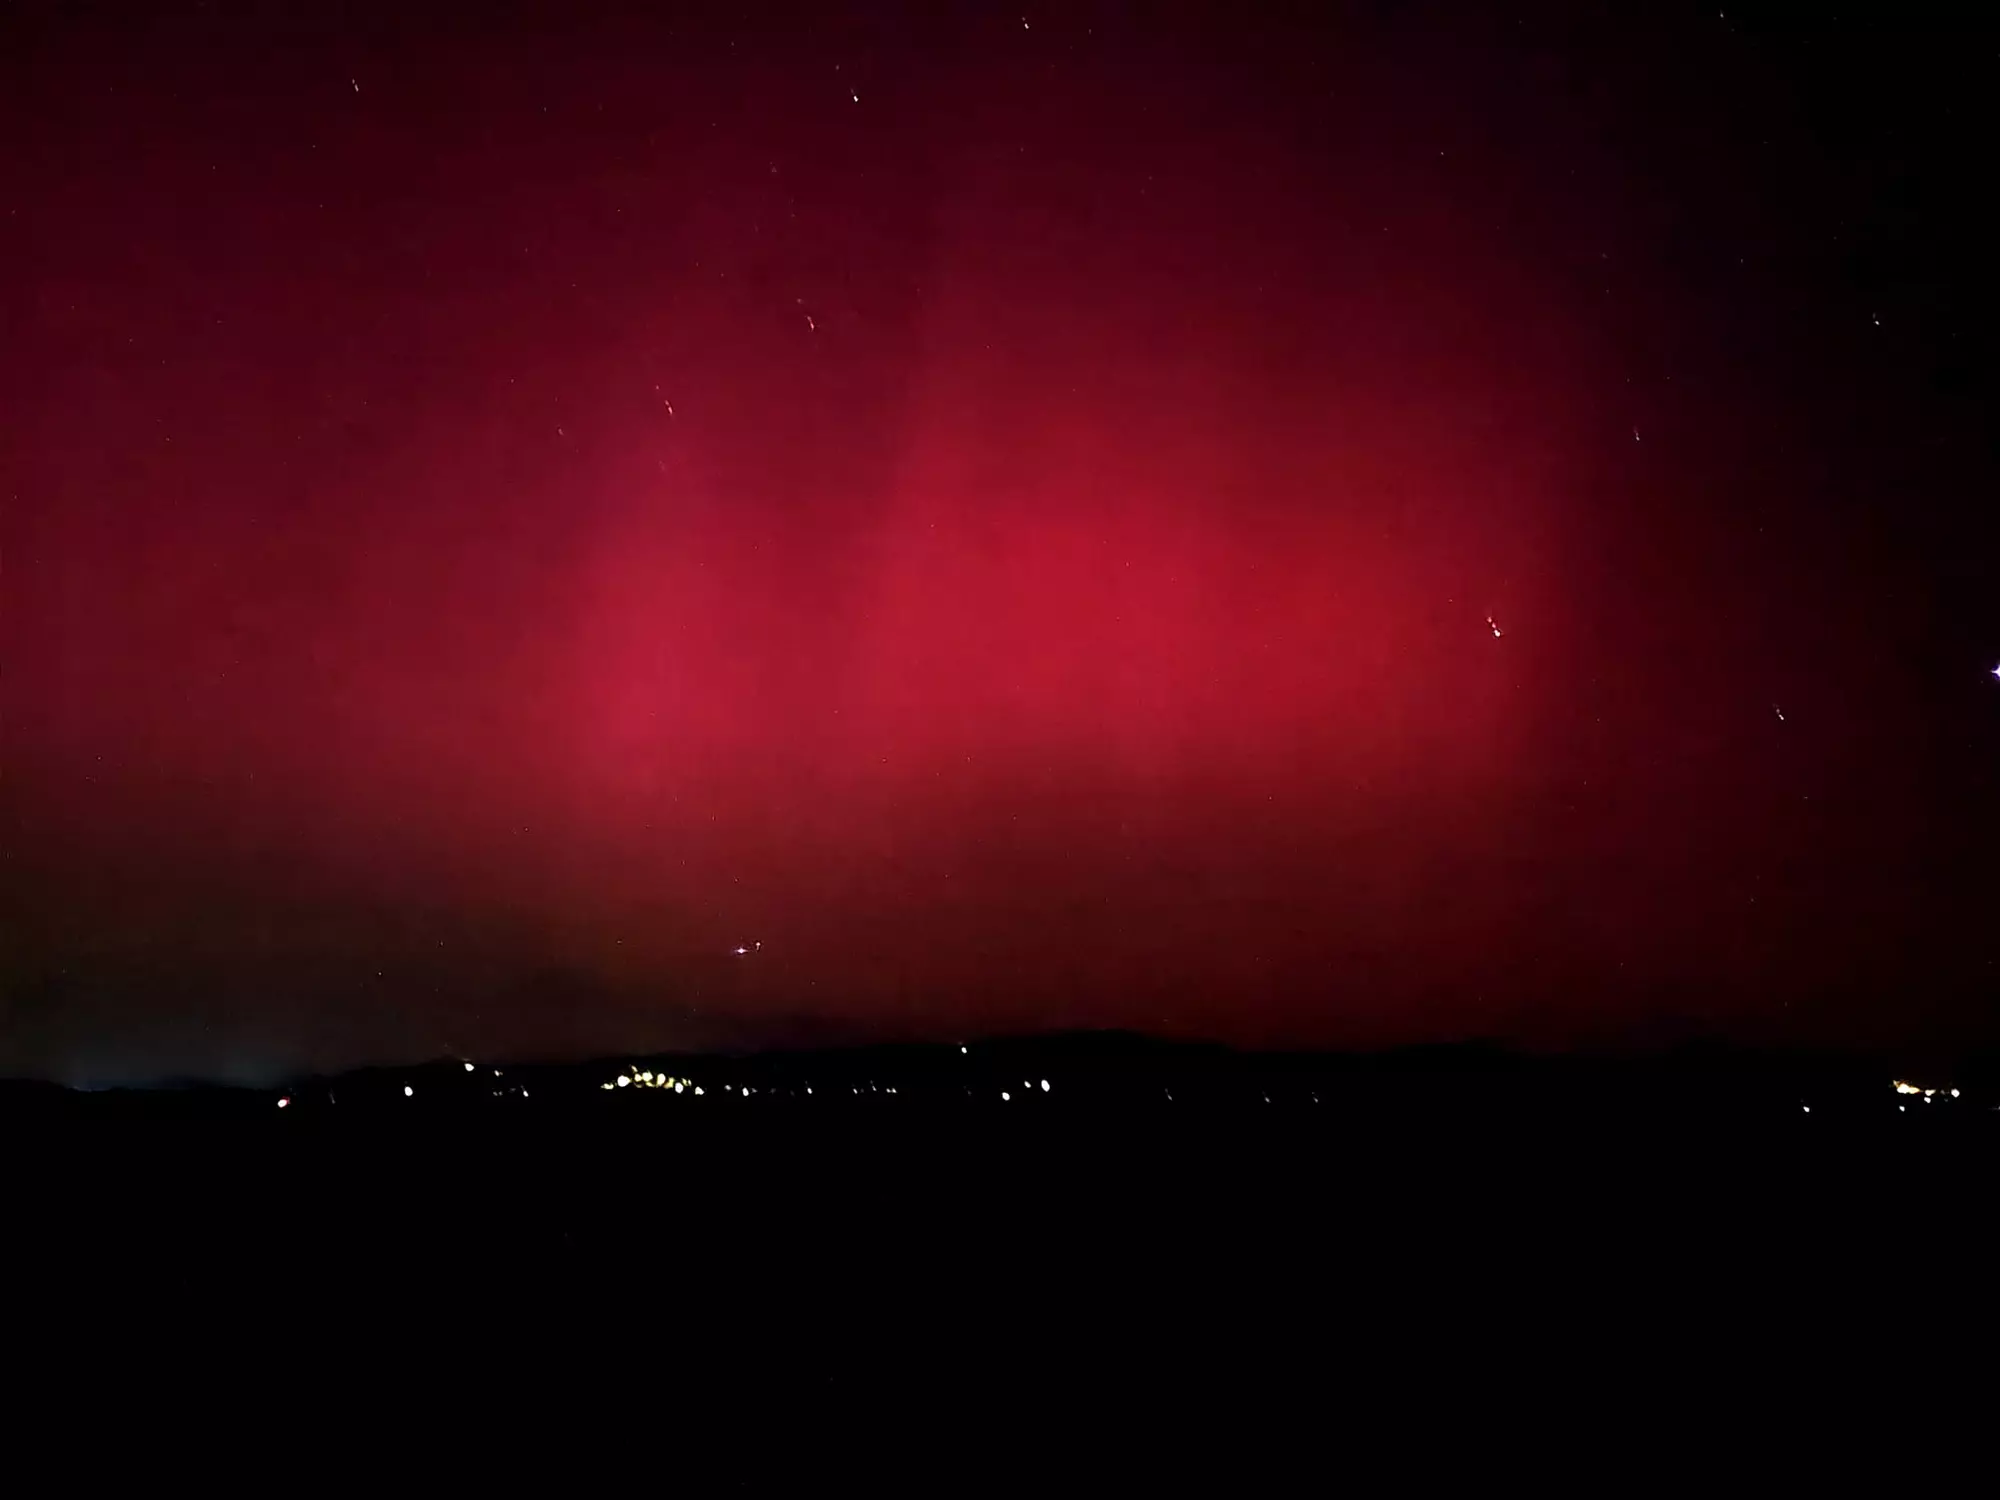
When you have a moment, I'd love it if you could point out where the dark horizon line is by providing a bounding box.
[15,1025,2000,1098]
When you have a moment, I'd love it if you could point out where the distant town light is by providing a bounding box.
[960,1046,968,1054]
[1952,1089,1961,1099]
[1001,1091,1011,1101]
[616,1075,630,1087]
[1801,1105,1810,1113]
[404,1085,413,1098]
[464,1062,474,1072]
[277,1097,289,1109]
[1040,1080,1049,1092]
[694,1087,704,1096]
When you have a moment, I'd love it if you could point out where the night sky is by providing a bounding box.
[7,2,1999,1083]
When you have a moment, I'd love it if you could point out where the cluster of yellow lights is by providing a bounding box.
[1892,1081,1960,1100]
[601,1070,694,1093]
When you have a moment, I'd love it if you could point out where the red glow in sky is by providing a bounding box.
[8,3,2000,1081]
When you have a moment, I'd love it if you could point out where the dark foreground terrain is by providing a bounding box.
[10,1035,1993,1449]
[14,1033,1993,1255]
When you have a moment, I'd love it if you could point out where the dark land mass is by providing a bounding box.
[9,1030,1998,1118]
[14,1034,1994,1239]
[11,1033,1993,1435]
